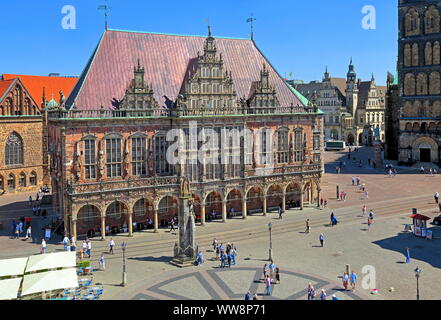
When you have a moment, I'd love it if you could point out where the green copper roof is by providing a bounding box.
[47,98,59,108]
[393,72,398,85]
[286,83,309,106]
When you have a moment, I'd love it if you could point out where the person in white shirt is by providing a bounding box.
[71,236,76,251]
[87,241,92,258]
[109,238,115,255]
[63,235,70,251]
[41,239,47,254]
[25,226,32,240]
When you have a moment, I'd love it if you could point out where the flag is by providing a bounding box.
[246,18,253,23]
[289,72,293,79]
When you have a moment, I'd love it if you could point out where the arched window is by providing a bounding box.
[404,73,416,96]
[5,132,23,166]
[7,174,15,190]
[416,73,428,95]
[18,173,26,188]
[434,42,441,65]
[404,44,412,66]
[425,5,440,34]
[412,43,419,66]
[277,129,289,164]
[29,171,37,186]
[429,72,441,95]
[405,8,421,36]
[425,42,433,65]
[5,98,12,116]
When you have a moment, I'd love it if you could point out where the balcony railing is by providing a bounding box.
[48,105,316,120]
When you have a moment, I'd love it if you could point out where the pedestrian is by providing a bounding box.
[15,225,20,239]
[215,246,220,261]
[320,197,324,207]
[307,283,313,300]
[63,235,70,251]
[367,217,372,228]
[364,190,369,199]
[87,240,91,258]
[82,240,87,256]
[420,166,424,174]
[439,202,441,213]
[25,216,31,229]
[263,263,269,279]
[350,271,357,290]
[278,205,283,219]
[404,247,411,264]
[253,294,259,300]
[29,196,32,207]
[319,233,324,247]
[324,199,328,207]
[18,221,23,235]
[71,236,76,251]
[220,252,226,268]
[265,275,272,296]
[320,289,327,300]
[332,294,339,300]
[36,193,39,202]
[25,226,32,240]
[41,239,47,254]
[351,176,355,186]
[269,260,276,280]
[308,285,315,300]
[227,252,232,268]
[275,267,280,284]
[434,192,439,204]
[231,248,237,265]
[342,272,349,291]
[109,238,115,255]
[212,238,218,251]
[362,205,367,217]
[244,291,252,300]
[169,218,176,232]
[369,210,375,221]
[197,251,204,265]
[356,177,360,186]
[99,254,105,271]
[305,219,311,233]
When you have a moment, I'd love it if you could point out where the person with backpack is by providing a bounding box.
[319,233,325,247]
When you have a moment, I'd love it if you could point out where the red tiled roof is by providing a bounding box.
[67,29,305,110]
[2,74,78,106]
[0,79,15,103]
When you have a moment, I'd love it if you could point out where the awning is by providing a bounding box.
[21,268,78,296]
[25,251,76,272]
[410,214,431,221]
[0,278,22,300]
[0,257,28,277]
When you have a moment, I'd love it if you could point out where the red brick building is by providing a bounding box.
[47,28,324,239]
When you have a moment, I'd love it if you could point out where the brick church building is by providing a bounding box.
[47,28,324,239]
[0,74,77,194]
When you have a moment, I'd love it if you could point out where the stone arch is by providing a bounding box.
[425,5,440,34]
[285,182,302,209]
[76,204,102,238]
[412,136,439,163]
[225,189,243,216]
[266,184,284,210]
[429,72,440,95]
[246,186,264,213]
[429,122,437,132]
[416,73,428,95]
[405,8,421,36]
[421,122,428,133]
[7,173,15,190]
[156,195,178,227]
[106,200,129,232]
[405,122,413,131]
[303,181,313,204]
[404,73,416,96]
[205,191,224,220]
[132,198,154,227]
[412,122,420,132]
[425,42,433,65]
[404,43,412,67]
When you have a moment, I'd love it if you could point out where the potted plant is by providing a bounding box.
[78,260,91,274]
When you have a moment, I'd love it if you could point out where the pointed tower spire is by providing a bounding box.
[208,25,212,37]
[323,65,330,81]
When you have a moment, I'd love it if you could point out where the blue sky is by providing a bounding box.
[0,0,397,85]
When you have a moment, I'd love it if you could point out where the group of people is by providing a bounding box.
[307,283,338,300]
[11,217,32,240]
[420,166,438,175]
[212,239,237,268]
[263,261,280,296]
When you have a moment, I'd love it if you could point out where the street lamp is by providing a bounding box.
[414,267,421,300]
[121,241,127,287]
[267,222,272,261]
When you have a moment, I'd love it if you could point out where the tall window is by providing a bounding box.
[19,173,25,187]
[106,137,122,177]
[7,174,14,190]
[132,136,146,176]
[224,126,241,177]
[260,129,272,165]
[84,139,96,179]
[155,135,174,176]
[204,127,221,180]
[313,134,321,151]
[5,132,23,166]
[294,129,303,162]
[29,172,37,186]
[277,130,289,164]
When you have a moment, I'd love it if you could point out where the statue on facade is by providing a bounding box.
[98,140,105,178]
[59,90,65,107]
[123,141,130,176]
[180,176,191,198]
[73,143,82,181]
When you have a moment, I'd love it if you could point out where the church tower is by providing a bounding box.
[345,58,359,116]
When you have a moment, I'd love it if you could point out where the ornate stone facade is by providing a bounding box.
[48,28,324,240]
[398,0,441,164]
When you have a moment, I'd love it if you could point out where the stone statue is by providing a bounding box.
[123,141,130,175]
[98,141,105,178]
[180,177,191,198]
[59,90,65,107]
[73,143,82,180]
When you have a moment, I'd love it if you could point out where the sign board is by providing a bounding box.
[45,229,51,239]
[427,230,433,240]
[422,228,427,238]
[414,226,422,237]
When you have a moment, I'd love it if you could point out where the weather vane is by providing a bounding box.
[246,14,257,40]
[98,0,112,30]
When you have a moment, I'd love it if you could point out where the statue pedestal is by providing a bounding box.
[170,195,198,268]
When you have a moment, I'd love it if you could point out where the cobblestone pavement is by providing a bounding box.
[1,147,441,300]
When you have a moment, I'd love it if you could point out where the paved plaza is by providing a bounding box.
[1,147,441,300]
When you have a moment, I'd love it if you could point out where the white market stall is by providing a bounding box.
[0,278,22,300]
[21,268,78,296]
[25,251,76,272]
[0,257,28,277]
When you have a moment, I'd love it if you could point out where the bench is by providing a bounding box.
[207,213,223,221]
[267,206,279,213]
